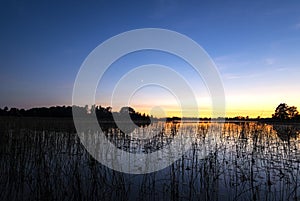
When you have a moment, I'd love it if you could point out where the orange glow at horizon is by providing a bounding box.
[97,85,300,118]
[126,98,299,118]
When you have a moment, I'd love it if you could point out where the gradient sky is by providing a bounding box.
[1,0,300,117]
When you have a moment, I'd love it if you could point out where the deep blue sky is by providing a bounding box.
[1,0,300,117]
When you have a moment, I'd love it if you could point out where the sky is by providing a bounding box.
[1,0,300,117]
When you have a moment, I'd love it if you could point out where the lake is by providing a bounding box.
[0,117,299,201]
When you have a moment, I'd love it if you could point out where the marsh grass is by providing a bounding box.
[0,117,299,201]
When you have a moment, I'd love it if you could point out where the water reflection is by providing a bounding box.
[101,121,181,154]
[0,118,299,201]
[273,124,300,142]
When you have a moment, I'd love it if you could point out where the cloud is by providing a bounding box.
[213,55,250,72]
[294,23,300,30]
[275,67,288,72]
[264,58,275,65]
[222,72,262,80]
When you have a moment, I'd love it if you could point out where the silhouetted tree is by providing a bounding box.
[120,107,135,114]
[106,106,112,113]
[118,106,150,125]
[273,103,289,120]
[9,108,20,116]
[287,106,299,119]
[91,104,96,114]
[272,103,299,121]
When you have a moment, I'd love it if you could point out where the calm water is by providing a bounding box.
[0,118,299,201]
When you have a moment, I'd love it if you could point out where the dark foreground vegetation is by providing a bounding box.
[0,118,299,201]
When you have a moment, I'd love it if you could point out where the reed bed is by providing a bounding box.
[0,118,299,201]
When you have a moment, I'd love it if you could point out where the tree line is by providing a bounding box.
[0,103,298,122]
[0,105,151,123]
[0,106,73,117]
